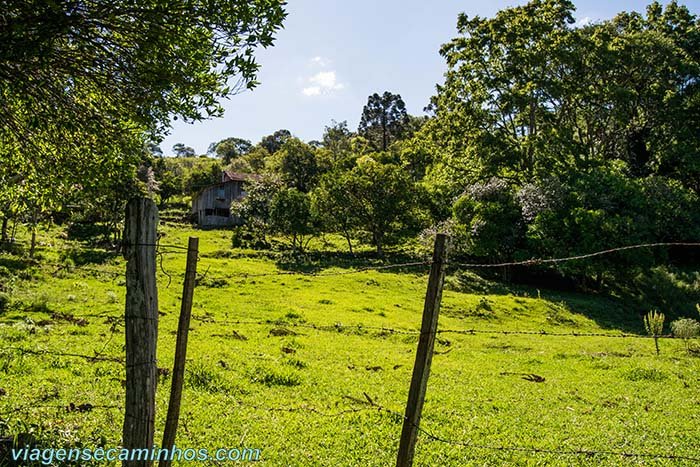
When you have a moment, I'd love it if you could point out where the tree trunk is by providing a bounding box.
[29,209,37,258]
[374,232,384,257]
[1,217,8,243]
[343,230,354,255]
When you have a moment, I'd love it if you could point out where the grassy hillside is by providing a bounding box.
[1,223,699,466]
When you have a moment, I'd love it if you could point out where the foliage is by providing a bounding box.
[670,318,700,352]
[269,188,319,251]
[312,157,419,256]
[231,176,284,245]
[172,143,197,158]
[313,174,358,254]
[419,0,700,288]
[208,137,253,163]
[267,138,320,193]
[260,129,292,155]
[453,178,525,260]
[644,310,665,355]
[0,0,287,216]
[358,92,410,151]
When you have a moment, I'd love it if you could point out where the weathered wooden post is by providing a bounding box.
[122,198,159,467]
[160,237,199,467]
[396,233,449,467]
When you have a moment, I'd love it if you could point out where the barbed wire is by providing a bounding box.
[449,242,700,269]
[5,310,694,342]
[190,317,697,341]
[5,240,700,286]
[231,260,432,279]
[0,403,121,418]
[435,328,695,339]
[1,346,123,364]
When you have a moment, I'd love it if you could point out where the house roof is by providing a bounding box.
[223,170,261,182]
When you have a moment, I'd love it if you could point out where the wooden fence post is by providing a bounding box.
[122,198,159,467]
[396,233,449,467]
[160,237,199,467]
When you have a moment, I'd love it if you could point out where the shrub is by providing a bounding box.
[105,291,118,303]
[644,310,665,355]
[671,318,700,353]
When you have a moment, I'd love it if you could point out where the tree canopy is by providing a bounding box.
[0,0,286,213]
[421,0,700,283]
[358,92,410,151]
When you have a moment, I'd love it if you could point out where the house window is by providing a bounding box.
[216,187,225,200]
[204,208,213,216]
[214,208,230,217]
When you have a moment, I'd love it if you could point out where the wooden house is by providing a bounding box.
[191,170,257,227]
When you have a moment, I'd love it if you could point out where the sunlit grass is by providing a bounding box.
[0,223,698,465]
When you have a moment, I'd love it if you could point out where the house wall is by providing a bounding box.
[191,180,245,227]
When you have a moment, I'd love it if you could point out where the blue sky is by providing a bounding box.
[161,0,699,155]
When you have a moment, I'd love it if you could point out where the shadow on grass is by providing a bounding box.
[444,269,646,334]
[0,256,31,272]
[66,222,111,242]
[58,248,117,266]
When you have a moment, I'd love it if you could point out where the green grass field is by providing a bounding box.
[1,223,699,466]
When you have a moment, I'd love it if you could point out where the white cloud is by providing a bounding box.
[301,70,344,97]
[310,71,344,90]
[310,56,330,67]
[302,86,321,96]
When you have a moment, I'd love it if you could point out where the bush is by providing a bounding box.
[671,318,700,353]
[231,225,270,250]
[644,310,665,355]
[671,318,700,339]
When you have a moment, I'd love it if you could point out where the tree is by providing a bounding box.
[268,138,319,192]
[184,160,222,195]
[172,143,196,158]
[269,188,319,251]
[231,176,284,246]
[322,120,353,153]
[324,157,417,256]
[208,137,252,163]
[314,174,358,254]
[429,0,700,189]
[319,120,356,170]
[147,143,163,157]
[420,0,700,282]
[453,179,525,261]
[358,92,410,151]
[0,0,286,216]
[260,129,292,154]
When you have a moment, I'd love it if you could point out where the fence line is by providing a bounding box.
[449,242,700,269]
[4,313,696,342]
[187,317,696,341]
[2,346,123,364]
[0,403,121,418]
[6,240,700,285]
